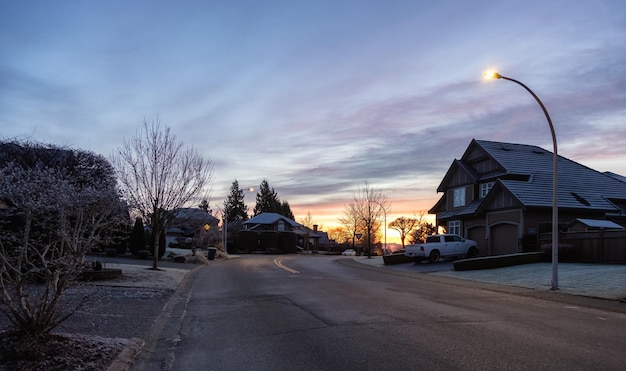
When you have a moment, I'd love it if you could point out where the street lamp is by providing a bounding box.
[214,204,228,253]
[216,187,254,254]
[484,70,559,290]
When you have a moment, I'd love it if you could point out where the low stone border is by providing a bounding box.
[382,254,414,265]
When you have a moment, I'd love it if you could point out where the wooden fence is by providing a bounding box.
[538,229,626,264]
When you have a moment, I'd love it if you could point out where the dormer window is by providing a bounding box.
[453,187,465,207]
[480,181,494,198]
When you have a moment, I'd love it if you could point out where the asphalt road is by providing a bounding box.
[131,255,626,371]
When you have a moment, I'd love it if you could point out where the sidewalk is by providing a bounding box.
[353,256,626,301]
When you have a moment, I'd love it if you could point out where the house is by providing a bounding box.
[243,212,325,250]
[243,212,303,232]
[165,208,219,248]
[429,139,626,256]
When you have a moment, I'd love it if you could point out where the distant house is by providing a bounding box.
[243,212,329,250]
[429,139,626,256]
[164,208,219,248]
[243,212,303,232]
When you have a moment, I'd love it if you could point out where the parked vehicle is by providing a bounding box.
[405,234,478,263]
[342,248,357,256]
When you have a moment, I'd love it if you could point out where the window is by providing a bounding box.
[453,187,465,207]
[277,221,285,231]
[426,236,440,243]
[480,182,494,198]
[448,220,461,235]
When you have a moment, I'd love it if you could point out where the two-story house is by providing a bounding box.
[429,139,626,256]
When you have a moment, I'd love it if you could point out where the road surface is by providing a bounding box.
[132,255,626,370]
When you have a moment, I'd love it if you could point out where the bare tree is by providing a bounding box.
[340,202,364,254]
[299,211,323,230]
[353,182,388,257]
[113,119,214,269]
[389,217,418,249]
[326,226,350,245]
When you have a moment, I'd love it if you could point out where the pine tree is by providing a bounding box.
[224,180,249,221]
[280,200,294,220]
[128,217,147,255]
[253,179,281,216]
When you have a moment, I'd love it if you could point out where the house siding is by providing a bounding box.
[485,190,521,210]
[472,158,501,175]
[449,169,476,188]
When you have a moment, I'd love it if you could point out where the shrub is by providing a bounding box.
[259,231,279,252]
[128,218,146,256]
[237,230,259,253]
[278,232,297,253]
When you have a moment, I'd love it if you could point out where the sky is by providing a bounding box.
[1,0,625,243]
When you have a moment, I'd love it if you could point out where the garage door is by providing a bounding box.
[490,224,519,255]
[467,227,486,256]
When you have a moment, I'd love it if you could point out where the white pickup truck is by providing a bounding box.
[405,234,479,263]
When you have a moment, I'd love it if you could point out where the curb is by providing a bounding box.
[107,263,206,370]
[106,338,145,371]
[126,263,206,370]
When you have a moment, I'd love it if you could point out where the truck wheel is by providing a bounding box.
[467,246,478,258]
[429,250,440,263]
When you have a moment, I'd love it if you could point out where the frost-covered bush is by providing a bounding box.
[0,141,126,336]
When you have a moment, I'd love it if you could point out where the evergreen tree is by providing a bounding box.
[280,200,294,220]
[224,179,249,221]
[128,217,147,255]
[253,179,281,216]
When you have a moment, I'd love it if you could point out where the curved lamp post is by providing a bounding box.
[214,204,227,253]
[216,187,254,254]
[485,71,559,290]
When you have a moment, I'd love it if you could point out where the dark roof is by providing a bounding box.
[473,139,626,211]
[243,213,301,227]
[437,199,482,219]
[606,172,626,183]
[436,139,626,219]
[569,218,624,229]
[172,208,218,223]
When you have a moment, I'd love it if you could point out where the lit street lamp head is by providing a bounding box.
[484,70,502,79]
